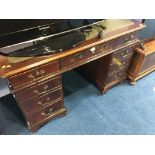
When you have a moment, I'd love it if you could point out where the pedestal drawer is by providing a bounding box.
[9,61,59,89]
[27,98,64,125]
[108,55,133,75]
[106,70,126,85]
[14,76,61,103]
[20,87,63,114]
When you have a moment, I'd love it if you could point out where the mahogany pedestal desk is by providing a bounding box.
[0,20,145,132]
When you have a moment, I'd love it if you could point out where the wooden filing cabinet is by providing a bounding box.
[128,39,155,85]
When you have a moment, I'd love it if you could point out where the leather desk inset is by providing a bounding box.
[0,20,145,132]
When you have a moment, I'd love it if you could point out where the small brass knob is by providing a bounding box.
[33,90,39,94]
[28,74,34,79]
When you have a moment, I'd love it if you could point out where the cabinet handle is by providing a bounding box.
[130,34,134,39]
[33,90,39,94]
[28,74,35,79]
[44,85,49,91]
[76,53,83,59]
[37,101,42,105]
[40,70,45,75]
[47,97,50,101]
[124,37,129,42]
[41,108,53,116]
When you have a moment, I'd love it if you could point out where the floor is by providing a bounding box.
[0,70,155,135]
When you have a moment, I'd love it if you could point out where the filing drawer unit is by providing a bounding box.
[8,61,66,132]
[128,39,155,85]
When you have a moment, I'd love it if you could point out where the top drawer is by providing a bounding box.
[115,31,139,48]
[9,61,59,89]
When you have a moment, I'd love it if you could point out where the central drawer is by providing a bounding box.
[27,98,65,125]
[20,87,63,114]
[9,61,60,89]
[60,45,101,69]
[14,76,61,103]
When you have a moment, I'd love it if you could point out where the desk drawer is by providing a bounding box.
[116,32,139,47]
[99,39,116,52]
[106,70,126,85]
[27,99,64,125]
[20,87,63,114]
[112,47,134,59]
[108,55,133,74]
[9,61,59,89]
[14,76,61,103]
[60,45,100,69]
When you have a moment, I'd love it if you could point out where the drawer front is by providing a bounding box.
[60,45,100,69]
[27,99,64,125]
[9,61,59,89]
[116,32,139,47]
[14,76,61,103]
[106,70,126,85]
[112,47,134,59]
[108,55,133,74]
[99,39,116,52]
[20,87,63,114]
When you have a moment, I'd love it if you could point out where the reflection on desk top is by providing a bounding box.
[0,19,145,78]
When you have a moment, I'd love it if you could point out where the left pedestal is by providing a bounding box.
[8,61,67,132]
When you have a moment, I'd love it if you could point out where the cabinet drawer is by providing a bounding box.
[27,99,64,125]
[108,55,133,74]
[14,76,61,103]
[20,87,63,114]
[116,32,139,47]
[9,61,59,89]
[106,70,126,85]
[60,45,100,69]
[112,47,134,59]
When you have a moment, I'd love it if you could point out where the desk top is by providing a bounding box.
[0,19,145,78]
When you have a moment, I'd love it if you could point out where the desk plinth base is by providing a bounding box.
[26,108,67,133]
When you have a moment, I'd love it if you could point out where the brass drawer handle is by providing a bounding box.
[124,37,130,42]
[33,90,39,94]
[41,108,53,117]
[37,101,42,105]
[36,70,40,76]
[44,85,49,91]
[76,53,83,59]
[130,34,135,39]
[28,74,35,79]
[40,70,45,75]
[47,97,50,101]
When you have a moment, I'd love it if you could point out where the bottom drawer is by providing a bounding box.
[106,70,126,85]
[27,99,64,125]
